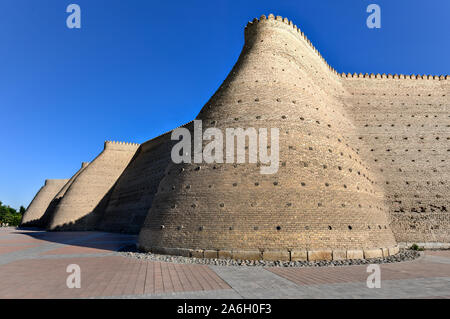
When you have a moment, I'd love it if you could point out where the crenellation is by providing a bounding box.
[340,72,449,80]
[104,140,140,151]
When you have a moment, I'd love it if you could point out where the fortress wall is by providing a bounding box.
[139,15,397,260]
[97,131,180,234]
[21,15,447,259]
[36,162,90,228]
[340,75,450,244]
[21,179,69,226]
[47,141,140,230]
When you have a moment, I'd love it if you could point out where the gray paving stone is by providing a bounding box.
[209,266,301,298]
[209,265,450,299]
[422,255,450,265]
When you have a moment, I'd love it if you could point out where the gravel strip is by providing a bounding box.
[118,247,421,267]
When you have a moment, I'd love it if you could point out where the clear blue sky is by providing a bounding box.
[1,0,449,209]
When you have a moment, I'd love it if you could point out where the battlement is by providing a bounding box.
[244,14,339,76]
[340,73,449,80]
[244,14,447,82]
[81,162,89,168]
[104,140,140,151]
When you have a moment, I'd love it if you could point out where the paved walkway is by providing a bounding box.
[0,227,449,299]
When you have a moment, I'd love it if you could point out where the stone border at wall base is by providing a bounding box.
[143,246,400,262]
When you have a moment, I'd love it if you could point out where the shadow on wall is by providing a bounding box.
[33,134,174,234]
[48,186,114,232]
[96,130,183,234]
[18,187,112,233]
[35,197,62,228]
[20,179,69,227]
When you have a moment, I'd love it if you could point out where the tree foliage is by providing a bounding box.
[0,201,24,226]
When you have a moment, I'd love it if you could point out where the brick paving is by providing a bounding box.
[267,259,450,286]
[0,227,449,299]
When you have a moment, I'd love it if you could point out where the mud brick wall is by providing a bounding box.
[138,15,397,257]
[97,133,178,234]
[36,162,90,228]
[21,179,69,226]
[47,141,139,230]
[340,75,449,244]
[23,14,448,257]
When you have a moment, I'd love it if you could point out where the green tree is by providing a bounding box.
[0,201,24,226]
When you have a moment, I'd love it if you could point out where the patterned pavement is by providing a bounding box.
[0,227,449,299]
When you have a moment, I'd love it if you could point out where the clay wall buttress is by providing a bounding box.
[36,162,90,228]
[20,179,69,226]
[47,142,139,230]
